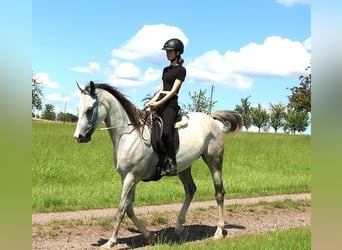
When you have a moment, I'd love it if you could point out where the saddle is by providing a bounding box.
[142,109,188,182]
[151,111,180,154]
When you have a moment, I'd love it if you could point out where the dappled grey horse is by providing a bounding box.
[73,81,243,249]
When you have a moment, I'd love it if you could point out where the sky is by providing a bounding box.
[32,0,311,133]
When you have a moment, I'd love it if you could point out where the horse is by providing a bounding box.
[73,81,243,249]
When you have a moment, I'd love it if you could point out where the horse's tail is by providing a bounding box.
[210,110,244,133]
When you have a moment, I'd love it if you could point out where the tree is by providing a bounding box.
[235,96,252,131]
[288,65,311,113]
[57,112,78,123]
[32,76,43,116]
[285,64,311,134]
[250,104,269,133]
[182,89,217,114]
[42,104,56,121]
[269,103,286,133]
[284,109,310,134]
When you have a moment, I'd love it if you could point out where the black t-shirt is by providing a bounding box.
[162,65,186,93]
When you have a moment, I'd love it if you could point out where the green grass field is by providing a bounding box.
[32,121,311,213]
[160,227,311,250]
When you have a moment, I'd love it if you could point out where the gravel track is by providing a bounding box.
[32,193,311,249]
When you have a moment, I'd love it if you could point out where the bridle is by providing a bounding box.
[77,81,152,142]
[91,94,99,129]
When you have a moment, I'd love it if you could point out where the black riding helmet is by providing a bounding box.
[162,38,184,54]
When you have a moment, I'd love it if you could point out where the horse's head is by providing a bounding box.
[73,81,101,143]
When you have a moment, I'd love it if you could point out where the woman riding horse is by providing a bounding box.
[146,38,186,176]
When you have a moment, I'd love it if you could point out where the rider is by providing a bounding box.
[147,38,186,176]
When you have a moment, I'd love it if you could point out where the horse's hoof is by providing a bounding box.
[213,233,224,240]
[100,239,115,249]
[175,225,185,235]
[146,232,155,245]
[99,244,111,250]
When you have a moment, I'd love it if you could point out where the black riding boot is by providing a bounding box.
[162,138,178,176]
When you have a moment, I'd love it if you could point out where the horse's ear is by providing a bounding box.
[75,81,84,93]
[89,81,96,95]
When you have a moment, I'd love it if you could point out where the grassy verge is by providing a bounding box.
[32,121,311,213]
[172,227,311,250]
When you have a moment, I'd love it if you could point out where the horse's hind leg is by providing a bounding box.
[202,150,226,239]
[212,166,225,239]
[175,167,197,234]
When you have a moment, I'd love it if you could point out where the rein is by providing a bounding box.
[96,123,137,131]
[96,107,152,143]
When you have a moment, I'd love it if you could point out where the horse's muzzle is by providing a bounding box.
[74,134,91,143]
[74,125,95,143]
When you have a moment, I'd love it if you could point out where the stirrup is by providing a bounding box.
[161,161,178,176]
[166,167,178,176]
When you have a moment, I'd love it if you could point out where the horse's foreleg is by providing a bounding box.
[175,167,197,234]
[100,201,126,249]
[125,190,154,244]
[100,174,136,249]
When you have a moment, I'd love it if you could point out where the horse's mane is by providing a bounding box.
[90,83,149,129]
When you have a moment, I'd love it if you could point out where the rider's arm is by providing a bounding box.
[146,83,163,107]
[156,79,182,105]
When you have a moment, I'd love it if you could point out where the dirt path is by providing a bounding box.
[32,193,311,249]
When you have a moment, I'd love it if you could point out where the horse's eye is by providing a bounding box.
[86,108,93,118]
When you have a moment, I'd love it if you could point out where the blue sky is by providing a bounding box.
[33,0,311,133]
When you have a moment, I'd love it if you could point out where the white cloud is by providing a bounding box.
[109,59,119,67]
[92,24,187,88]
[82,26,310,91]
[111,24,188,65]
[303,37,311,51]
[105,61,142,87]
[70,62,100,74]
[114,62,140,80]
[32,72,59,88]
[105,60,161,87]
[231,36,311,77]
[187,36,311,89]
[276,0,310,7]
[143,67,161,83]
[187,50,253,89]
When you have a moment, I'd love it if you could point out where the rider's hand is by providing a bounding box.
[147,101,160,110]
